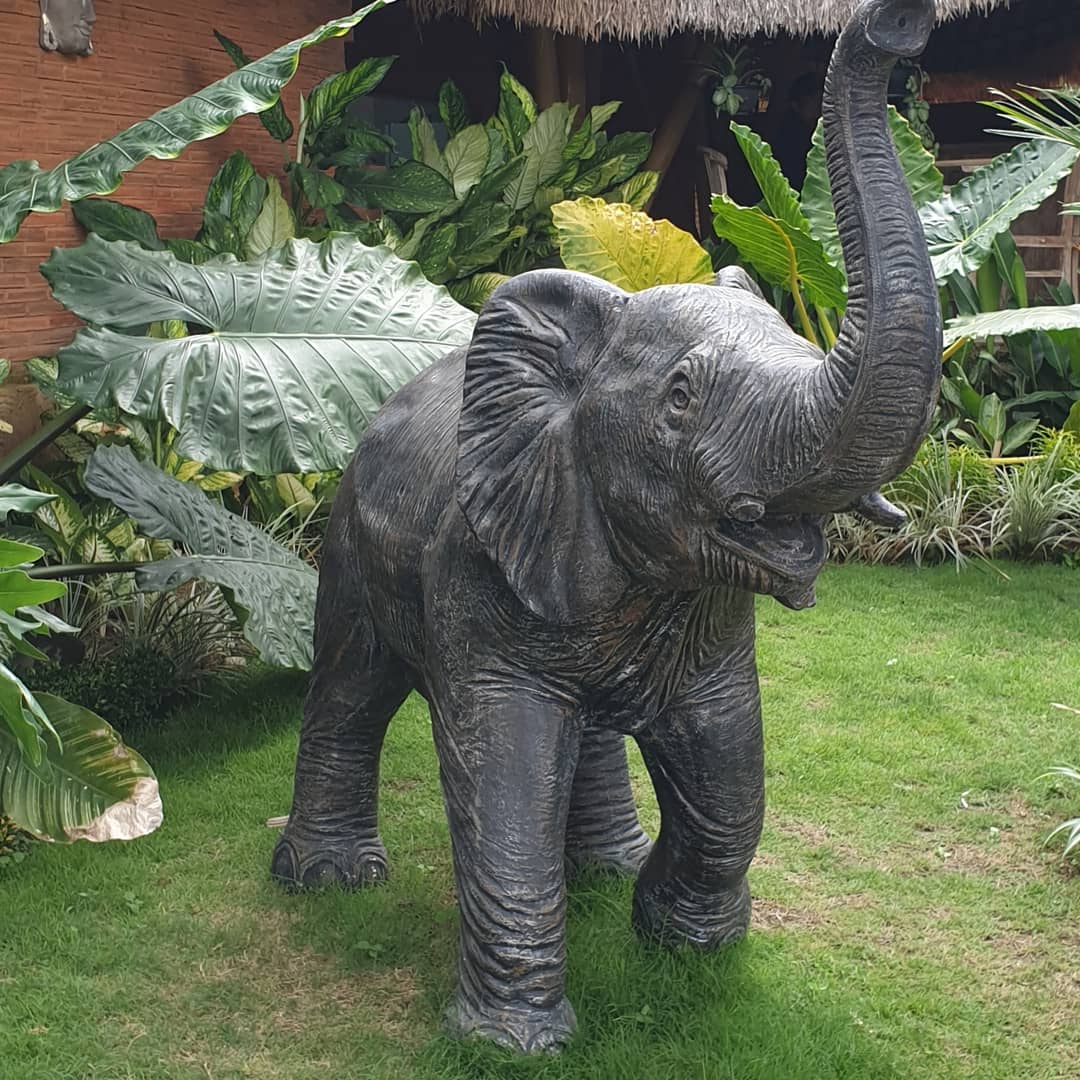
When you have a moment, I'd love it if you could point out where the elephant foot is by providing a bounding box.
[565,830,653,879]
[270,827,388,892]
[444,992,577,1054]
[632,875,751,950]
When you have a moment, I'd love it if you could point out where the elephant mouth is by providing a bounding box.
[709,514,828,610]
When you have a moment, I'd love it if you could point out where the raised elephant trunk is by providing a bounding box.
[779,0,942,512]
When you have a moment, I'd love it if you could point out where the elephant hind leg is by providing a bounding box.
[271,548,413,892]
[565,728,652,878]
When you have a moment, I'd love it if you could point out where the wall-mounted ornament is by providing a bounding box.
[40,0,96,56]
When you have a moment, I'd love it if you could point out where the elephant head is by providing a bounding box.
[457,0,941,623]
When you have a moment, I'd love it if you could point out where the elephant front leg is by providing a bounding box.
[632,647,764,949]
[565,727,652,877]
[433,681,581,1053]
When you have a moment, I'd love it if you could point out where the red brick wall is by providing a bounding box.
[0,0,351,370]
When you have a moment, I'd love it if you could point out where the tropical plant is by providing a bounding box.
[0,2,391,243]
[551,197,713,292]
[33,584,248,732]
[42,234,476,475]
[1039,763,1080,863]
[988,85,1080,214]
[83,445,318,670]
[825,432,1080,567]
[337,70,657,308]
[0,500,161,843]
[0,811,32,869]
[894,62,936,154]
[700,46,772,117]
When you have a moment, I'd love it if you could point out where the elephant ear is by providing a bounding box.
[714,266,765,300]
[456,269,630,623]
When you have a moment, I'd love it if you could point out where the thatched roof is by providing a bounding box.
[408,0,1009,42]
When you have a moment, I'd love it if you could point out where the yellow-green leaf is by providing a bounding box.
[552,197,713,292]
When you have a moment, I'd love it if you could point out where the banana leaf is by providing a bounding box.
[552,197,713,292]
[0,691,161,843]
[42,235,476,475]
[0,1,390,243]
[84,446,317,669]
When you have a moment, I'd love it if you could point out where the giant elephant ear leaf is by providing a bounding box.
[711,195,847,311]
[0,1,388,242]
[83,445,317,669]
[919,139,1079,282]
[730,122,806,230]
[43,234,476,475]
[943,303,1080,346]
[0,690,162,843]
[802,106,943,271]
[552,197,713,291]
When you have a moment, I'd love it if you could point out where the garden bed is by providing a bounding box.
[2,563,1077,1080]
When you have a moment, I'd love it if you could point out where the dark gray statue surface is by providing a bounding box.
[272,0,942,1054]
[39,0,96,56]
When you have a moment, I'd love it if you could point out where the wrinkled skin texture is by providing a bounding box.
[39,0,96,55]
[272,0,942,1055]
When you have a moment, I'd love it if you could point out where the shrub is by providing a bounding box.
[826,434,1080,567]
[32,586,249,734]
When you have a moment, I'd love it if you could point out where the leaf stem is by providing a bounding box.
[941,336,969,364]
[792,287,819,348]
[0,404,91,485]
[814,305,837,349]
[25,562,143,580]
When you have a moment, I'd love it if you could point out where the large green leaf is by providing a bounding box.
[245,177,295,259]
[552,197,713,291]
[730,122,805,230]
[711,195,847,310]
[495,69,537,153]
[201,152,267,255]
[343,160,456,213]
[604,171,659,211]
[802,106,943,270]
[213,29,293,142]
[305,55,395,140]
[71,198,164,250]
[944,304,1080,346]
[0,484,56,519]
[408,108,449,177]
[43,235,476,475]
[286,161,346,211]
[0,1,389,242]
[0,690,161,843]
[444,124,490,200]
[504,104,572,212]
[438,80,470,137]
[921,140,1079,282]
[83,446,317,669]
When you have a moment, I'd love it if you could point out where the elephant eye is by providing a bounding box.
[668,377,692,413]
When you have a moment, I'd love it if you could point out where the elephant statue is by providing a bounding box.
[271,0,942,1054]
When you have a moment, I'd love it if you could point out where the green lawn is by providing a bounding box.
[2,564,1078,1080]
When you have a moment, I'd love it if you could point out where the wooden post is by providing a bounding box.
[557,34,587,119]
[531,27,560,110]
